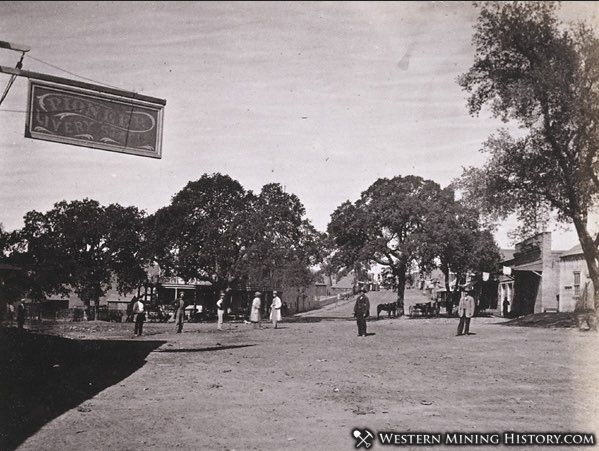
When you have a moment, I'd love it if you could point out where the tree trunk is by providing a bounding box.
[572,216,599,311]
[397,272,406,301]
[449,272,462,317]
[394,258,408,303]
[442,265,451,315]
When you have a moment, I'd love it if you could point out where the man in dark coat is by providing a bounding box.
[502,297,510,317]
[175,293,186,333]
[353,289,370,337]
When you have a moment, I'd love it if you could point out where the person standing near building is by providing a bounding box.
[502,297,510,317]
[216,291,226,331]
[457,288,475,336]
[7,302,15,324]
[132,296,145,336]
[250,291,261,329]
[270,291,282,329]
[353,289,370,337]
[175,292,186,334]
[16,299,26,330]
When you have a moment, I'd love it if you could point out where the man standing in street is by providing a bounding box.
[216,291,225,331]
[175,292,186,334]
[16,299,26,330]
[502,297,510,317]
[132,296,145,336]
[457,288,475,336]
[354,288,370,337]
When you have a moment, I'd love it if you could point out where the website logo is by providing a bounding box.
[353,428,375,448]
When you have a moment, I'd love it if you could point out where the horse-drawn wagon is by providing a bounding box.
[408,301,439,318]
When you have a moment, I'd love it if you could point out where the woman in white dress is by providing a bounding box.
[270,291,282,329]
[250,291,261,329]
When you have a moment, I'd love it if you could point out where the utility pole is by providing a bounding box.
[0,40,30,106]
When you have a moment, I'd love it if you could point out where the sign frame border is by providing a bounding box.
[25,80,164,159]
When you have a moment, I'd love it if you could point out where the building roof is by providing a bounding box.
[560,243,583,259]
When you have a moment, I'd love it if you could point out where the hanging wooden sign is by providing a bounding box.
[26,80,164,159]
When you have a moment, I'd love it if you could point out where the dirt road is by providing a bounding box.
[12,289,599,450]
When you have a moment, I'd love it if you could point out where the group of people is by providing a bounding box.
[249,290,282,329]
[130,290,285,337]
[352,287,478,337]
[4,300,27,330]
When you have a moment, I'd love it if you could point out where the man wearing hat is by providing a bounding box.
[270,291,282,329]
[353,288,370,337]
[250,291,262,329]
[132,296,145,336]
[216,291,226,331]
[457,287,475,336]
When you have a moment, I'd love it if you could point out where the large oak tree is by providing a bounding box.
[15,199,147,315]
[146,173,323,291]
[328,175,444,303]
[419,193,501,312]
[458,2,599,308]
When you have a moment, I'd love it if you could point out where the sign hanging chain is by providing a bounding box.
[0,51,25,107]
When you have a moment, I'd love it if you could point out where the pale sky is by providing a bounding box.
[1,1,596,250]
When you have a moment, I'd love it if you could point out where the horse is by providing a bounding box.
[377,301,399,318]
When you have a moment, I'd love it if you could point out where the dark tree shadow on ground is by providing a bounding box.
[500,312,577,328]
[157,344,255,353]
[0,328,165,451]
[283,316,324,323]
[285,316,355,323]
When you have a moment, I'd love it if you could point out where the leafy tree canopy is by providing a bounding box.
[458,1,599,300]
[15,199,147,307]
[328,175,445,301]
[146,173,324,290]
[419,193,501,286]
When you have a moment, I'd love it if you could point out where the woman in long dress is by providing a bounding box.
[250,291,261,329]
[270,291,282,329]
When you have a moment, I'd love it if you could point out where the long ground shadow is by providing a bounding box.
[0,328,164,451]
[501,312,577,328]
[157,344,255,353]
[284,316,355,323]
